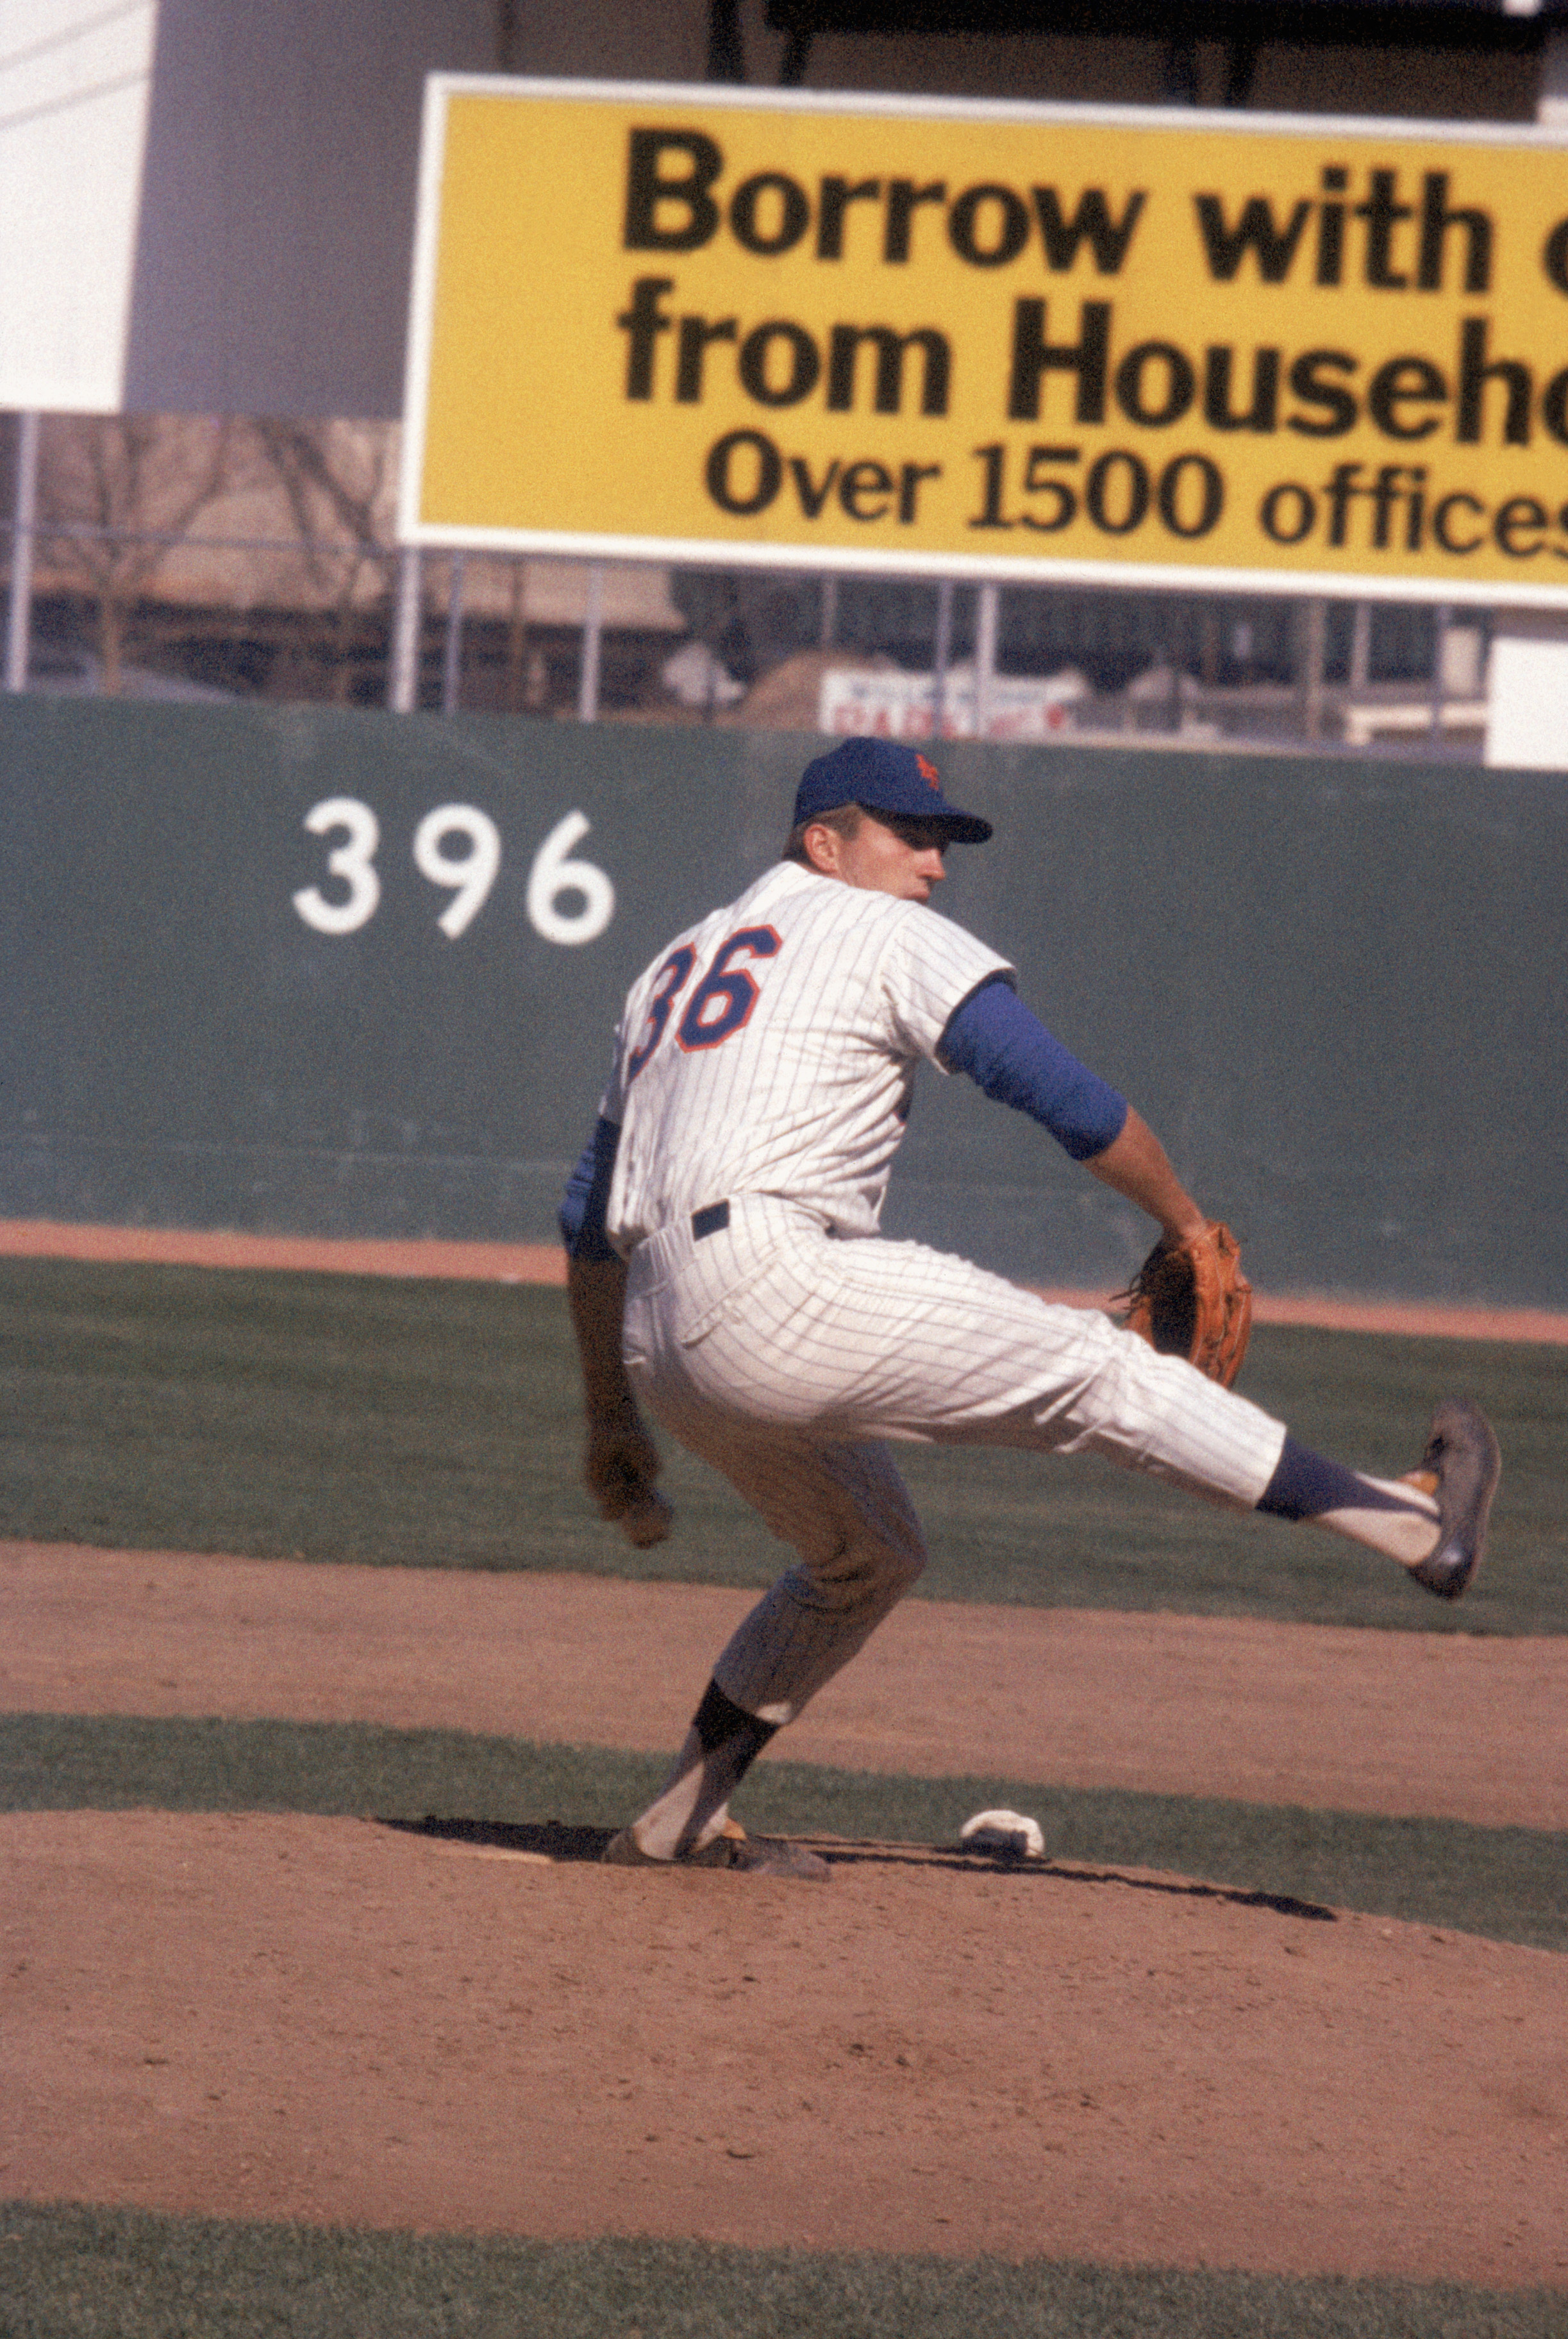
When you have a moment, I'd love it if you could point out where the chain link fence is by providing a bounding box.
[3,412,1490,755]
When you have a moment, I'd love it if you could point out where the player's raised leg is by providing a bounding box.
[712,1221,1501,1604]
[1255,1396,1500,1598]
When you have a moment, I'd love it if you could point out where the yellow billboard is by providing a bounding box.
[399,78,1568,603]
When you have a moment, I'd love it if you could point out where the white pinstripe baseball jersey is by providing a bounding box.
[602,859,1010,1252]
[587,835,1283,1763]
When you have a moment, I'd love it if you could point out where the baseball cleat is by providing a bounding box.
[602,1826,830,1879]
[1404,1396,1501,1600]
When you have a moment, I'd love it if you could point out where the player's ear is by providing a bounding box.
[803,821,843,876]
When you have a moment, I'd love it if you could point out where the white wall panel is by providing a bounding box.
[0,0,156,408]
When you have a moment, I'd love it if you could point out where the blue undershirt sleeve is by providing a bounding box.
[938,978,1128,1162]
[559,1115,621,1261]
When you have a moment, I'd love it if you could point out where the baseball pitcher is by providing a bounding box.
[561,738,1499,1878]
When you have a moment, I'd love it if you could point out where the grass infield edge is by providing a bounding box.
[2,2202,1566,2339]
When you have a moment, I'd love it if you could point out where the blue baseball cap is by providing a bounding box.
[793,738,993,844]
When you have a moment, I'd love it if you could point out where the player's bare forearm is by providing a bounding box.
[566,1253,663,1520]
[567,1253,637,1414]
[1083,1108,1208,1242]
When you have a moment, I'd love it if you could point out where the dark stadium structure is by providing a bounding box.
[740,0,1568,98]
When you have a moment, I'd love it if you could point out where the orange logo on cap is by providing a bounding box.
[916,753,939,789]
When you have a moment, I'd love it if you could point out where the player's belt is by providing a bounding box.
[690,1200,730,1241]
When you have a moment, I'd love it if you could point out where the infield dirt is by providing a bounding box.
[3,1807,1564,2286]
[3,1541,1565,2287]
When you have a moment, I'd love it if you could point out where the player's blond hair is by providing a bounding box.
[783,802,864,866]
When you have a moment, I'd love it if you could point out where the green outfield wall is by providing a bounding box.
[2,694,1562,1306]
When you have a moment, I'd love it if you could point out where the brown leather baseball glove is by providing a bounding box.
[1115,1220,1253,1388]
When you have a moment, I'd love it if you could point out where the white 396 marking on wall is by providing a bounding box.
[525,810,615,946]
[292,799,614,945]
[292,796,381,934]
[413,803,502,937]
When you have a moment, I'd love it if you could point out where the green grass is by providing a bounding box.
[6,1712,1564,1951]
[1,2204,1561,2338]
[1,1257,1562,1632]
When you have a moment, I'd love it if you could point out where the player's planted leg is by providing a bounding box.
[603,1682,832,1878]
[618,1681,777,1859]
[599,1419,926,1876]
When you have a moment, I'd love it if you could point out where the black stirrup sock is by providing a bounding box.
[692,1678,779,1770]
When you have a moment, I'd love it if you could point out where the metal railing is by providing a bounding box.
[3,511,1489,753]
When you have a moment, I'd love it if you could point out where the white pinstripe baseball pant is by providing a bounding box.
[622,1195,1288,1729]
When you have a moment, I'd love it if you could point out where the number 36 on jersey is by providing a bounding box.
[626,925,782,1082]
